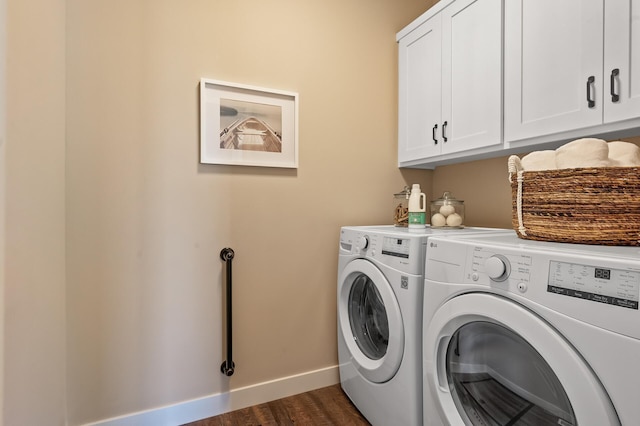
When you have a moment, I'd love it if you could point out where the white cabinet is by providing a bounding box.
[604,0,640,124]
[397,0,503,167]
[505,0,640,143]
[398,12,442,162]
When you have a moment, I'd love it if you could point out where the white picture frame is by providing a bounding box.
[200,78,299,168]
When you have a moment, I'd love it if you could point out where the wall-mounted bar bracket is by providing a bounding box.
[220,247,235,376]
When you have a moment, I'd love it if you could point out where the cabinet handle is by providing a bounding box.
[586,76,595,108]
[610,68,620,103]
[442,121,448,142]
[432,124,438,144]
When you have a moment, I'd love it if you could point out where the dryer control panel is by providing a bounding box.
[467,246,533,288]
[425,234,640,340]
[548,261,639,310]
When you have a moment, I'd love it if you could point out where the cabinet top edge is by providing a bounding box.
[396,0,455,41]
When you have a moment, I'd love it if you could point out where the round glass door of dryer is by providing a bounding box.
[445,321,575,426]
[423,293,619,426]
[338,259,404,383]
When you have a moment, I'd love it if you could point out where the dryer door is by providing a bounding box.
[424,293,619,426]
[338,259,404,383]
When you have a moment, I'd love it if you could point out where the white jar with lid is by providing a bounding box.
[430,191,464,228]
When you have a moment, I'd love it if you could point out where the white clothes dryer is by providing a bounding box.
[422,231,640,426]
[337,225,509,426]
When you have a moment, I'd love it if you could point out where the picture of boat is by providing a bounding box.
[220,116,282,152]
[219,98,283,153]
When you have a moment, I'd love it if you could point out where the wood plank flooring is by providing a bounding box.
[182,384,371,426]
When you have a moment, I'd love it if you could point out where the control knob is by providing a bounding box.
[355,236,369,250]
[485,255,510,281]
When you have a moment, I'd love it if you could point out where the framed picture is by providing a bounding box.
[200,78,299,168]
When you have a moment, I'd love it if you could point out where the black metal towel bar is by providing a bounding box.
[220,247,235,376]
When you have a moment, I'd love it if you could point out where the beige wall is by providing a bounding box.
[432,155,513,228]
[65,1,432,424]
[0,0,5,422]
[4,0,67,425]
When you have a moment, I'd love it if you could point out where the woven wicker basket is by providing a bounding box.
[508,155,640,246]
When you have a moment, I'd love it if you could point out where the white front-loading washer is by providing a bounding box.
[422,231,640,426]
[337,225,509,425]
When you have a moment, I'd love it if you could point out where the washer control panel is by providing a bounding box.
[339,227,427,275]
[381,236,412,259]
[355,235,369,251]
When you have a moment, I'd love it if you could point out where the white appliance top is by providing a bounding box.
[341,225,508,238]
[444,231,640,261]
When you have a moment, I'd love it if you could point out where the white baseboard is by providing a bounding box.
[83,365,340,426]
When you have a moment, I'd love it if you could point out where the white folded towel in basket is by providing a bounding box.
[555,138,610,169]
[520,150,557,171]
[608,141,640,166]
[513,138,640,172]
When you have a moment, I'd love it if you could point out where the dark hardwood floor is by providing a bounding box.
[182,384,371,426]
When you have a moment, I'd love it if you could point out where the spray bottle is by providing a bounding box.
[408,183,426,231]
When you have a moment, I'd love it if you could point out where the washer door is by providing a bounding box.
[424,293,619,426]
[338,259,404,383]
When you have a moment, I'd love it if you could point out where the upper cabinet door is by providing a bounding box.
[504,0,604,143]
[604,0,640,123]
[398,14,442,163]
[441,0,503,154]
